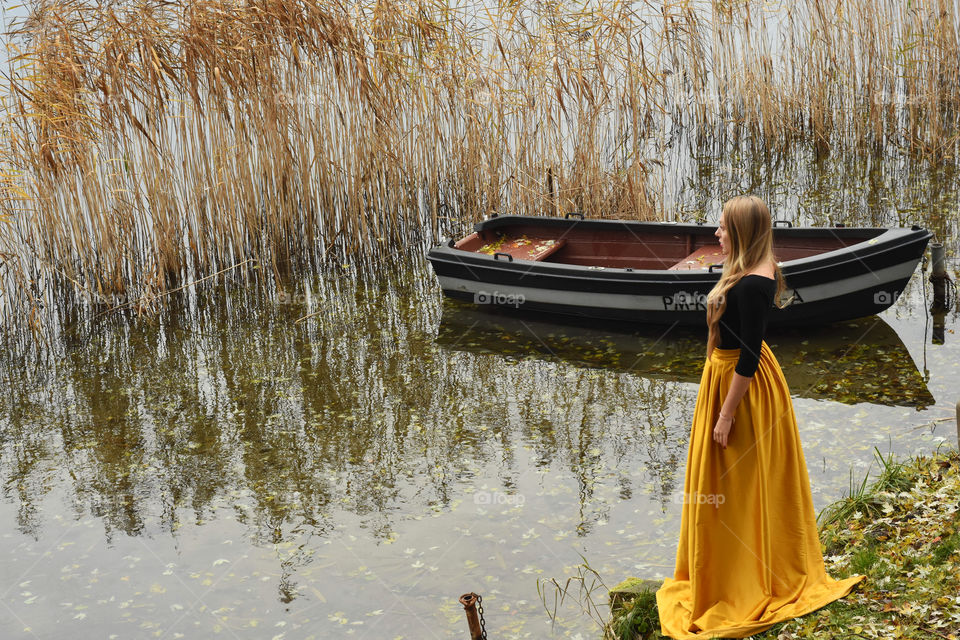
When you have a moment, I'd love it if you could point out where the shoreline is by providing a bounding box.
[607,445,960,639]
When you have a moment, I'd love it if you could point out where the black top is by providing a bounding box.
[717,275,776,377]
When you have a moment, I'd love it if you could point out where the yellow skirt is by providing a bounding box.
[656,341,864,639]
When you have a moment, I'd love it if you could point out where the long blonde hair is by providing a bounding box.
[705,195,788,358]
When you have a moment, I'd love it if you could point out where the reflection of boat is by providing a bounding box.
[427,215,932,326]
[436,301,935,408]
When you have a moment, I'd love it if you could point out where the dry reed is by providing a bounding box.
[0,0,958,333]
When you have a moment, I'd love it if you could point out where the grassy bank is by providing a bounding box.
[608,445,960,639]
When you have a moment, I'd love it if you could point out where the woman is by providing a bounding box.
[655,196,864,638]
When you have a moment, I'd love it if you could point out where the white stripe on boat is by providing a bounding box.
[437,259,918,311]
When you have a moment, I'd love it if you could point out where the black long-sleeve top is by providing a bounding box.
[717,275,777,377]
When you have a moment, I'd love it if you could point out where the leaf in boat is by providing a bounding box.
[478,234,507,254]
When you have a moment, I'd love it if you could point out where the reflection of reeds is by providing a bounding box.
[0,0,958,328]
[0,260,692,541]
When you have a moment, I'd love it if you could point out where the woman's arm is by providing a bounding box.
[713,278,774,448]
[713,373,752,448]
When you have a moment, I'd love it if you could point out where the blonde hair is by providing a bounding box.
[705,195,787,358]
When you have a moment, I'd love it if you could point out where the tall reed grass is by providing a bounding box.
[0,0,958,334]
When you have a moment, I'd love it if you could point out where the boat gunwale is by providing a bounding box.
[429,216,932,280]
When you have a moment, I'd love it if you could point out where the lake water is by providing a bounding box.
[0,232,957,639]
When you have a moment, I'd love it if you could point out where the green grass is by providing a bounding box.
[611,589,660,640]
[931,529,960,565]
[849,544,880,576]
[816,446,914,528]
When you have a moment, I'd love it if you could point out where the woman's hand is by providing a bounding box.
[713,414,734,449]
[715,373,751,449]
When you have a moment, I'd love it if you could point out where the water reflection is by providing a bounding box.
[437,302,935,408]
[0,261,697,544]
[0,255,954,638]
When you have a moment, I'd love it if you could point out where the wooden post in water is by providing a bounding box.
[956,399,959,452]
[930,242,947,345]
[930,242,946,311]
[546,167,559,218]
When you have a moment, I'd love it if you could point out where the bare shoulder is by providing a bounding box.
[746,262,776,281]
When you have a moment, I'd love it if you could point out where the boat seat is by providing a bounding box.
[669,245,724,270]
[477,234,567,261]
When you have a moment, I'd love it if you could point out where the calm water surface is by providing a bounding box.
[0,238,957,639]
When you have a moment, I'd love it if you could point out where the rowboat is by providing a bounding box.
[426,214,933,326]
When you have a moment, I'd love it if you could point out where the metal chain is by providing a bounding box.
[476,594,488,639]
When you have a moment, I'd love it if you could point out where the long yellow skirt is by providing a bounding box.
[656,341,864,639]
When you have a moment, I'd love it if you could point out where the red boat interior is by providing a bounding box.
[454,223,877,270]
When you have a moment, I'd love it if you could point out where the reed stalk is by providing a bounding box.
[0,0,958,334]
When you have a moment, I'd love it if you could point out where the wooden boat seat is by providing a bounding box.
[475,234,567,261]
[669,245,724,270]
